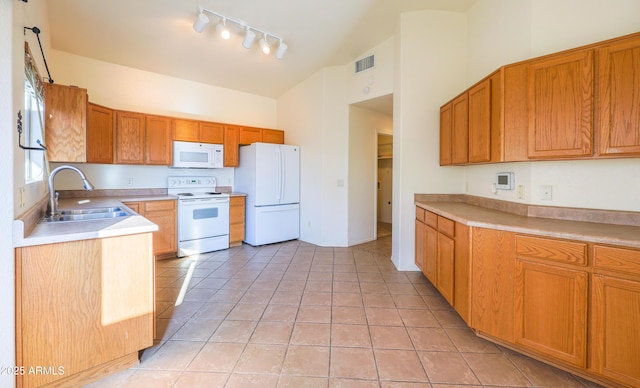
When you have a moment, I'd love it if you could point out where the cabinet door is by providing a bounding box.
[44,83,87,162]
[414,219,426,271]
[143,200,177,255]
[424,225,438,284]
[514,260,587,367]
[451,93,469,164]
[471,228,516,343]
[172,119,199,142]
[597,35,640,156]
[230,196,246,246]
[224,125,240,167]
[263,129,284,144]
[199,122,224,144]
[87,103,114,164]
[439,103,453,165]
[591,275,640,387]
[16,235,153,387]
[116,111,145,164]
[468,78,492,163]
[527,50,594,158]
[437,233,455,305]
[239,126,263,144]
[145,115,172,165]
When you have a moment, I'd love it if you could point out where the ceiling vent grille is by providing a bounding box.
[355,54,375,73]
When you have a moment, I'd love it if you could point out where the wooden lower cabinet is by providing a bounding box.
[124,200,177,256]
[415,207,470,322]
[15,233,154,387]
[416,210,640,387]
[471,228,516,343]
[591,275,640,387]
[514,260,588,367]
[229,196,246,247]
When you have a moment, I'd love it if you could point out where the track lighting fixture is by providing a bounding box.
[242,27,256,49]
[192,7,287,59]
[275,40,288,60]
[259,35,270,55]
[192,11,209,33]
[216,18,230,40]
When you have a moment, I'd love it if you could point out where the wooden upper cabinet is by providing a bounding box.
[468,77,493,163]
[172,119,199,142]
[224,125,240,167]
[263,129,285,144]
[597,34,640,156]
[44,83,87,162]
[87,103,114,164]
[527,49,594,159]
[451,93,469,164]
[145,115,171,165]
[199,122,224,144]
[239,126,263,145]
[439,103,453,166]
[116,111,145,164]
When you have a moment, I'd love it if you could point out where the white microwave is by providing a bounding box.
[172,141,224,169]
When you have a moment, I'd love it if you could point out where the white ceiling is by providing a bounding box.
[47,0,476,99]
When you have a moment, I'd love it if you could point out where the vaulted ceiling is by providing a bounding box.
[47,0,476,98]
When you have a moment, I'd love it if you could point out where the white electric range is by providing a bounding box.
[168,176,230,257]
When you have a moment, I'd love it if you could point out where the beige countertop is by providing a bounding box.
[13,196,178,248]
[416,200,640,249]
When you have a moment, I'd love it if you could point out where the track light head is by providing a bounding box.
[216,18,230,39]
[275,40,288,60]
[242,28,256,49]
[259,35,270,55]
[193,11,209,33]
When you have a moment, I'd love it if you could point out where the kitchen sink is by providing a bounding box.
[42,206,130,222]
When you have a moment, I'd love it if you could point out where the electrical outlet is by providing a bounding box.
[540,185,552,200]
[127,178,133,187]
[19,187,26,208]
[517,185,526,200]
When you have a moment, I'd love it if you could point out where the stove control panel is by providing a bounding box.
[168,176,217,189]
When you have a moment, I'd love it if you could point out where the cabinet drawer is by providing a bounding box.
[437,216,455,238]
[516,235,587,266]
[123,202,140,213]
[415,207,426,223]
[594,245,640,276]
[425,211,438,229]
[143,200,176,212]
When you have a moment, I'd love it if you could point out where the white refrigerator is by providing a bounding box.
[235,142,300,246]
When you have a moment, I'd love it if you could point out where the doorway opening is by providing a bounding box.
[377,133,392,238]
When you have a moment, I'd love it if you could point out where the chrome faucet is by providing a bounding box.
[47,165,95,217]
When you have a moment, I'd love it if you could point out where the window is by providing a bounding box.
[24,43,45,184]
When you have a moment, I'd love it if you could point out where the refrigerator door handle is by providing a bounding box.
[280,146,286,201]
[276,147,282,201]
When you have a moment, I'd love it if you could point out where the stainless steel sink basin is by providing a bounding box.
[42,206,130,222]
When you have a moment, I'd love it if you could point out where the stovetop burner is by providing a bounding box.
[176,193,194,196]
[206,192,222,195]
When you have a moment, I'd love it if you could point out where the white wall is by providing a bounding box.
[393,10,468,270]
[47,51,278,192]
[348,37,394,105]
[1,0,16,385]
[277,68,350,246]
[464,0,640,212]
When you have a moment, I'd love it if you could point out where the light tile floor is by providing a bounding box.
[87,236,605,388]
